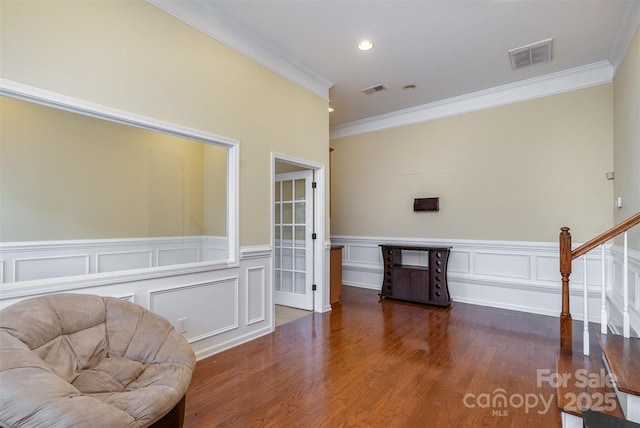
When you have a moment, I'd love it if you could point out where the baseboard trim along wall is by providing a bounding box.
[331,235,639,326]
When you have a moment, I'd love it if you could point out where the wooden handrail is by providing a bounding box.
[572,212,640,259]
[559,211,640,354]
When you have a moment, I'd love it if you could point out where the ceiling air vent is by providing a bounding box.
[361,84,387,95]
[508,38,553,70]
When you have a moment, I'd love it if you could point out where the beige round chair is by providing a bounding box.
[0,293,196,428]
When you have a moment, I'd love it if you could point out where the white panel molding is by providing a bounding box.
[14,254,90,283]
[149,276,240,343]
[330,61,613,140]
[246,266,266,325]
[0,236,228,284]
[473,251,531,280]
[97,250,153,273]
[157,247,201,266]
[146,0,333,101]
[332,235,609,322]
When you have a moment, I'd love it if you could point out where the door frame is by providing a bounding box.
[271,153,329,317]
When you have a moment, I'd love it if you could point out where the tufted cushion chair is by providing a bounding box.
[0,293,196,428]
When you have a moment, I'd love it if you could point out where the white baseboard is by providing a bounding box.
[194,325,273,361]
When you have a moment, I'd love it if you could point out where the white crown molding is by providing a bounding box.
[146,0,333,102]
[610,1,640,74]
[329,61,614,140]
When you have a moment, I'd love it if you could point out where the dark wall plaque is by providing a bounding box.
[414,197,439,212]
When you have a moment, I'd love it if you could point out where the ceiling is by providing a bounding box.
[152,0,639,133]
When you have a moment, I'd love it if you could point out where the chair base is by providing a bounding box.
[150,395,186,428]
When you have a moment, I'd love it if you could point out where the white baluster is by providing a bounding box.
[583,254,589,356]
[601,244,607,335]
[624,231,630,338]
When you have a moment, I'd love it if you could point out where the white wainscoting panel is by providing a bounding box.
[150,277,239,343]
[0,236,228,284]
[0,244,272,361]
[246,266,266,325]
[97,251,153,273]
[609,246,640,336]
[331,235,607,322]
[448,250,471,274]
[536,255,560,282]
[348,244,381,265]
[474,252,531,280]
[15,255,90,282]
[157,247,201,266]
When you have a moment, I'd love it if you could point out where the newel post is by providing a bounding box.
[560,227,573,353]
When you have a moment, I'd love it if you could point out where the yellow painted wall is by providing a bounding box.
[203,144,228,237]
[0,0,329,246]
[0,96,229,241]
[613,26,640,250]
[331,85,614,243]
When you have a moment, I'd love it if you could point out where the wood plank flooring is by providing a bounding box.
[184,286,562,427]
[600,333,640,396]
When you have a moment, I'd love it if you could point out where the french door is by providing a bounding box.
[274,171,314,310]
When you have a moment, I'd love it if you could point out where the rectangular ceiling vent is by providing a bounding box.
[361,84,387,95]
[508,38,553,70]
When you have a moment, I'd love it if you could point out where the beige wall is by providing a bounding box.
[330,85,614,243]
[0,1,329,246]
[0,96,228,241]
[613,26,640,250]
[203,144,228,237]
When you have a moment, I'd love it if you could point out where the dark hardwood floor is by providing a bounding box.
[184,286,562,427]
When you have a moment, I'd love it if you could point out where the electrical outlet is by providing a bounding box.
[177,317,188,334]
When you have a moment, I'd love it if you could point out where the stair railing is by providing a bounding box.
[559,211,640,354]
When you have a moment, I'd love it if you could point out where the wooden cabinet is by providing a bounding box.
[330,245,343,305]
[379,245,451,307]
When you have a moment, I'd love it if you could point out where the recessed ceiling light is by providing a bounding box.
[357,40,374,51]
[403,84,417,91]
